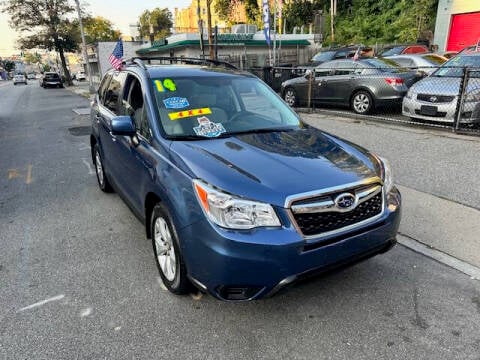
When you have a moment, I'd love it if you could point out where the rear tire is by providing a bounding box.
[351,90,373,114]
[93,144,113,193]
[151,203,191,295]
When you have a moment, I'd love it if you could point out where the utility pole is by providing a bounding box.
[74,0,95,93]
[330,0,336,43]
[197,0,205,57]
[206,0,214,60]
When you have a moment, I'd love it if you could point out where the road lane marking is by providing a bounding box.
[7,169,20,180]
[7,165,33,184]
[82,158,95,175]
[26,165,32,184]
[80,307,93,317]
[78,143,90,151]
[17,294,65,313]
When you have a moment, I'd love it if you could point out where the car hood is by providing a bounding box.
[170,126,380,207]
[410,76,461,95]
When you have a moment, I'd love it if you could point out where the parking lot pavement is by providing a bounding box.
[1,84,480,359]
[302,112,480,269]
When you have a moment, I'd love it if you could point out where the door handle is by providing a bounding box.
[94,114,101,123]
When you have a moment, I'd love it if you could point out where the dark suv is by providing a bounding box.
[40,72,63,88]
[90,57,401,301]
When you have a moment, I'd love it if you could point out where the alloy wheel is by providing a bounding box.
[154,217,176,282]
[353,93,370,114]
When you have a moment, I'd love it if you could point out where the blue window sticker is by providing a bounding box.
[163,97,190,109]
[193,116,226,138]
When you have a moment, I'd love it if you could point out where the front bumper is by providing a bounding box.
[403,96,480,124]
[180,188,401,301]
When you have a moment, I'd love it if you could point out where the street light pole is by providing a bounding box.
[74,0,95,93]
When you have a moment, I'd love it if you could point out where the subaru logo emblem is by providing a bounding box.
[334,193,357,211]
[429,96,438,103]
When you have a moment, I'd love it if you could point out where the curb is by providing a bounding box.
[398,234,480,280]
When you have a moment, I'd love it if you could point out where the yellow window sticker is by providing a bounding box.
[163,78,176,92]
[154,80,165,92]
[168,108,212,121]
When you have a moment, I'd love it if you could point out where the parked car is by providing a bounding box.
[27,73,36,80]
[281,58,421,114]
[40,72,63,88]
[292,46,373,77]
[384,54,448,75]
[90,58,401,301]
[13,74,27,85]
[76,71,86,81]
[402,51,480,124]
[379,44,429,57]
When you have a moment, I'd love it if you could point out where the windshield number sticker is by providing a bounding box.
[163,97,190,109]
[168,107,212,120]
[154,79,177,93]
[193,117,226,138]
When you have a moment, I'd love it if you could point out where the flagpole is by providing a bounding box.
[273,0,277,67]
[74,0,95,93]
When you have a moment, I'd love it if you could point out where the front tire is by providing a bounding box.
[93,144,113,193]
[151,203,191,295]
[351,90,373,114]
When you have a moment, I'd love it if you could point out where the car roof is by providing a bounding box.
[122,64,254,79]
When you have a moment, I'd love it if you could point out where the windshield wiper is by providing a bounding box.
[224,127,297,137]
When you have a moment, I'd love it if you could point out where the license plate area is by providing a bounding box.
[420,105,438,116]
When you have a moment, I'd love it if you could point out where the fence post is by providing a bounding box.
[307,71,313,112]
[453,67,469,133]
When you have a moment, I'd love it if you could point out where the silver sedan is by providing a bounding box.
[402,52,480,124]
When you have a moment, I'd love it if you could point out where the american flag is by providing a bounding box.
[109,40,123,70]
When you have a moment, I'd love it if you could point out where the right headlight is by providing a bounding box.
[193,180,281,230]
[464,89,480,103]
[378,157,394,193]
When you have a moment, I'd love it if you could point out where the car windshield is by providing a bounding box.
[362,58,402,72]
[311,51,336,62]
[151,75,301,139]
[421,54,446,65]
[45,73,59,79]
[432,55,480,77]
[381,46,405,57]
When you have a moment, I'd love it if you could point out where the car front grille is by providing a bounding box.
[289,182,384,237]
[417,94,455,103]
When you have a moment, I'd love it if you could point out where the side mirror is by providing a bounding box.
[111,116,136,136]
[304,69,313,78]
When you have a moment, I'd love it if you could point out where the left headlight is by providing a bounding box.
[193,180,281,230]
[378,156,394,193]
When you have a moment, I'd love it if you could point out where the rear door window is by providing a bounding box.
[98,73,112,104]
[103,72,127,114]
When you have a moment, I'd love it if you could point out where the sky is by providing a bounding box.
[0,0,192,56]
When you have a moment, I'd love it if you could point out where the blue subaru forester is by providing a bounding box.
[90,58,401,301]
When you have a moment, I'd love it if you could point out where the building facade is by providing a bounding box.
[433,0,480,52]
[174,0,246,34]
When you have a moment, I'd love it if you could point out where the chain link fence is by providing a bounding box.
[247,64,480,136]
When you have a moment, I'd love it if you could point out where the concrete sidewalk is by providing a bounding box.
[302,111,480,271]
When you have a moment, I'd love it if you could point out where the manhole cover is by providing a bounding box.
[68,126,91,136]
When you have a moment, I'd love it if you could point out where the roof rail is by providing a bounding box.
[123,57,238,70]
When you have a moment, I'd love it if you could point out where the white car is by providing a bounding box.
[76,71,86,81]
[13,74,27,85]
[402,52,480,124]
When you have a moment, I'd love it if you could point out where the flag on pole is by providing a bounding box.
[352,46,361,61]
[262,0,271,46]
[109,40,124,70]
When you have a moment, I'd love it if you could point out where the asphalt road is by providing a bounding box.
[1,82,480,360]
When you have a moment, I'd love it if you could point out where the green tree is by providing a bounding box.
[283,0,327,33]
[0,59,15,72]
[2,0,76,85]
[23,51,42,64]
[84,16,121,43]
[138,8,173,40]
